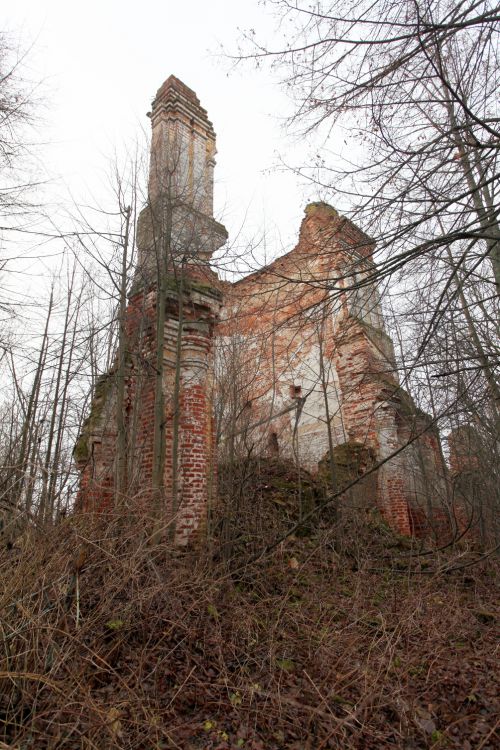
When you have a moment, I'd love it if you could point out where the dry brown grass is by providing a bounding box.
[0,498,498,749]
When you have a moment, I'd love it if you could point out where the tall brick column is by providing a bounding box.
[75,76,227,544]
[175,324,214,541]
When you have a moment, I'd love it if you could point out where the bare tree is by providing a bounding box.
[229,0,500,544]
[235,0,499,376]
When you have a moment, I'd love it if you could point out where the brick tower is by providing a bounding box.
[75,76,227,544]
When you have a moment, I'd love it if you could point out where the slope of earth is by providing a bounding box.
[0,490,498,749]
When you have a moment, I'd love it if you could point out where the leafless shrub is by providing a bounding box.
[0,493,497,749]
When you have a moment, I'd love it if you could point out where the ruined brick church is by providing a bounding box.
[75,76,450,543]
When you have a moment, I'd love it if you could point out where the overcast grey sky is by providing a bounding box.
[5,0,327,265]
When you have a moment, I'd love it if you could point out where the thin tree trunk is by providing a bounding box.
[435,50,500,291]
[152,185,173,521]
[169,264,185,540]
[39,269,75,522]
[48,286,81,519]
[115,205,132,505]
[318,319,339,524]
[16,289,54,516]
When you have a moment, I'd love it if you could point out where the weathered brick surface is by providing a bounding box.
[76,80,456,544]
[220,202,451,538]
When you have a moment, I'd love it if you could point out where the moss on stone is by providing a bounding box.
[73,434,90,463]
[265,474,319,525]
[304,202,339,218]
[319,441,376,489]
[129,273,222,302]
[187,278,222,300]
[73,372,114,463]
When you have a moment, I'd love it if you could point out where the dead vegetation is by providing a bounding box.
[0,470,498,750]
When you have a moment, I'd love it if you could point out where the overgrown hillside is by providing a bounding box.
[1,489,498,750]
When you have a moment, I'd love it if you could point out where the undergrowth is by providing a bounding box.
[0,502,498,749]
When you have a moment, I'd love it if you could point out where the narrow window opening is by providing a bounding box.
[290,384,302,399]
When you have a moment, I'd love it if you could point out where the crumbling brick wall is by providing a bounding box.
[219,202,450,537]
[76,77,453,544]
